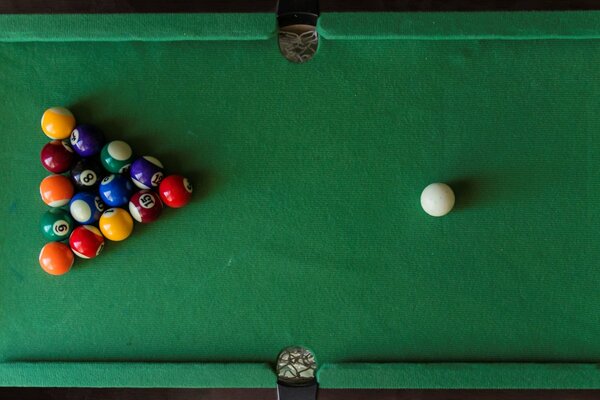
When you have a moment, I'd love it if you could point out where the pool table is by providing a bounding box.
[1,3,600,395]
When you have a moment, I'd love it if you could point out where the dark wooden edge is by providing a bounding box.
[2,0,600,13]
[0,0,277,14]
[320,0,600,11]
[1,388,600,400]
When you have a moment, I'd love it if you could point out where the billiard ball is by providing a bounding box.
[70,124,104,157]
[100,140,134,173]
[41,107,76,140]
[420,182,455,217]
[129,190,163,223]
[69,225,105,259]
[69,192,105,224]
[39,242,74,276]
[41,208,75,242]
[130,156,164,189]
[40,174,74,207]
[99,174,135,207]
[99,208,134,241]
[40,140,74,173]
[70,158,104,190]
[159,175,192,208]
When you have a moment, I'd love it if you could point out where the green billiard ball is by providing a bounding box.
[100,140,134,173]
[41,208,74,242]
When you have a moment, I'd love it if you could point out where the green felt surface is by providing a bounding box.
[0,12,600,388]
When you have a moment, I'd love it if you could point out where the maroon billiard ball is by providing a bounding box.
[128,190,163,223]
[158,175,192,208]
[40,139,75,173]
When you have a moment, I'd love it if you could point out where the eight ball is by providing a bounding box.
[70,158,104,190]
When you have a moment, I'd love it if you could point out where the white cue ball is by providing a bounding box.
[420,183,455,217]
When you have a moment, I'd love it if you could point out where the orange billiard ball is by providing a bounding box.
[40,174,74,207]
[39,242,74,275]
[41,107,76,140]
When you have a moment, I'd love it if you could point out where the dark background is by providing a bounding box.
[2,1,600,399]
[1,388,600,400]
[1,0,600,13]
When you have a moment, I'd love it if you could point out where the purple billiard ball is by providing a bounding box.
[70,124,104,157]
[130,156,164,189]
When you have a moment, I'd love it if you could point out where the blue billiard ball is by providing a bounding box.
[99,174,135,207]
[69,192,105,224]
[130,156,164,189]
[70,124,104,157]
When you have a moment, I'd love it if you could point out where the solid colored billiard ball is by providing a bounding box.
[70,158,104,190]
[40,174,74,207]
[130,156,164,189]
[69,192,105,224]
[159,175,192,208]
[41,107,76,140]
[129,190,163,223]
[41,208,75,242]
[70,124,104,157]
[39,242,74,276]
[99,174,135,207]
[420,182,455,217]
[69,225,105,259]
[40,140,74,173]
[101,140,134,173]
[99,208,134,241]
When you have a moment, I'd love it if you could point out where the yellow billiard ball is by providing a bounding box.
[99,208,134,241]
[41,107,76,139]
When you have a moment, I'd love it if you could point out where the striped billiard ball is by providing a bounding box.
[130,156,164,189]
[69,225,105,259]
[40,174,74,207]
[41,107,76,140]
[129,190,163,223]
[69,192,105,225]
[100,140,134,173]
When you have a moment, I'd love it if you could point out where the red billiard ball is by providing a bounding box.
[69,225,105,259]
[129,190,163,223]
[159,175,192,208]
[40,140,74,173]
